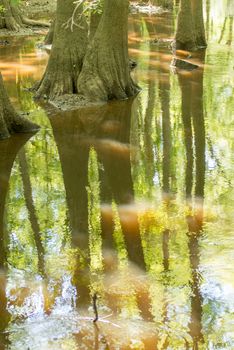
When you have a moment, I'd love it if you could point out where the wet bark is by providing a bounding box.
[35,0,88,100]
[78,0,139,101]
[0,72,39,139]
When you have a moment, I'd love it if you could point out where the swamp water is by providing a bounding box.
[0,2,234,349]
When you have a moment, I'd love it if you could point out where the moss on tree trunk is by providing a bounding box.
[35,0,88,100]
[78,0,139,101]
[0,73,39,139]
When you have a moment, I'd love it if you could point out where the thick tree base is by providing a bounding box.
[35,0,88,100]
[34,46,83,100]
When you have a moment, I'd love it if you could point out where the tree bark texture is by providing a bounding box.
[175,0,196,50]
[35,0,88,100]
[191,0,207,48]
[78,0,139,101]
[0,0,49,30]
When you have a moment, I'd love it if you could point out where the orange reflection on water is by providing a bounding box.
[0,49,48,81]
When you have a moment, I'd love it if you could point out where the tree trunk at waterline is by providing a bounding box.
[191,0,207,48]
[175,0,196,51]
[35,0,88,100]
[0,0,49,31]
[0,73,39,139]
[175,0,207,51]
[78,0,139,101]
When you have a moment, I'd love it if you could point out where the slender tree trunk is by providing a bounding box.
[35,0,88,100]
[78,0,139,101]
[0,73,39,139]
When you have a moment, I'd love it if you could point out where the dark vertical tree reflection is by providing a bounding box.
[178,50,206,348]
[0,134,34,349]
[18,149,46,276]
[48,100,147,315]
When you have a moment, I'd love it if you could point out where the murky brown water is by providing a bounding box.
[0,2,234,349]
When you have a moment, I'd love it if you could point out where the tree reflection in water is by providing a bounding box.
[0,133,35,349]
[0,3,233,348]
[178,49,206,349]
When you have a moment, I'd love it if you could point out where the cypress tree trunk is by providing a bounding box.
[191,0,207,48]
[35,0,88,100]
[175,0,196,50]
[0,0,49,31]
[0,0,23,30]
[0,73,39,139]
[78,0,139,101]
[175,0,207,51]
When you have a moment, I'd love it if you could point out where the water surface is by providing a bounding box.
[0,2,234,349]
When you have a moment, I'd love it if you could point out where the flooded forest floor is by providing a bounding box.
[0,1,234,349]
